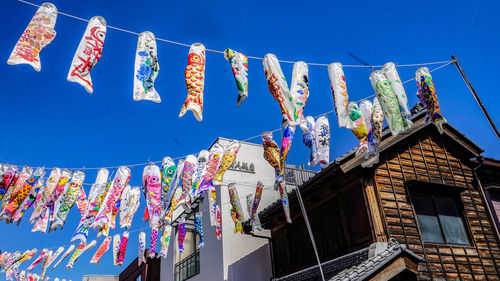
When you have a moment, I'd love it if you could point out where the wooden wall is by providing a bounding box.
[373,127,500,281]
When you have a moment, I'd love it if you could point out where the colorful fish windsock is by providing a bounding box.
[302,116,318,166]
[361,98,383,169]
[3,167,44,220]
[164,160,184,210]
[194,212,204,248]
[416,67,447,134]
[369,70,409,136]
[44,169,72,224]
[160,225,172,258]
[290,61,309,131]
[112,234,120,265]
[228,184,245,233]
[2,166,33,215]
[328,63,351,129]
[180,43,206,121]
[164,188,182,224]
[262,54,295,127]
[382,62,412,123]
[215,205,222,240]
[161,157,176,208]
[90,236,111,265]
[50,245,73,271]
[213,141,240,185]
[67,16,107,94]
[143,165,162,229]
[246,181,263,231]
[66,241,96,269]
[71,168,109,243]
[93,166,130,230]
[116,232,129,265]
[180,155,197,202]
[347,102,369,156]
[177,218,186,253]
[359,100,375,162]
[133,31,160,103]
[191,150,209,198]
[13,175,45,223]
[51,171,85,230]
[74,182,88,216]
[0,166,18,201]
[7,3,57,71]
[314,116,330,168]
[150,227,159,258]
[277,125,295,183]
[138,232,146,266]
[224,48,249,106]
[262,132,281,171]
[198,143,224,194]
[119,185,140,228]
[40,247,61,279]
[29,168,60,223]
[208,185,217,226]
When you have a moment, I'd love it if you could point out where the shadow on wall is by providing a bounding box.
[227,244,272,281]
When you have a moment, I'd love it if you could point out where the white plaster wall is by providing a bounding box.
[160,138,279,281]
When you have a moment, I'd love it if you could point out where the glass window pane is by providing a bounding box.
[412,194,445,243]
[435,197,471,245]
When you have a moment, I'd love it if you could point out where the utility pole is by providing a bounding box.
[451,55,500,140]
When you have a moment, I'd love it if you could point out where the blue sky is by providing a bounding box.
[1,0,499,280]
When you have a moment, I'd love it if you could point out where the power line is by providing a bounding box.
[17,0,451,68]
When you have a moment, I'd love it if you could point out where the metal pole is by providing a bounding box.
[294,188,326,281]
[451,55,500,140]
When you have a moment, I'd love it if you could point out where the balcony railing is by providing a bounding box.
[283,166,316,186]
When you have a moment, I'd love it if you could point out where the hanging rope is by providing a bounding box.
[4,60,452,171]
[17,0,451,68]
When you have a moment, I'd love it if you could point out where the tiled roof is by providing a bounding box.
[329,238,423,281]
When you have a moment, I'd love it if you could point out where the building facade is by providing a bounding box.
[259,105,500,280]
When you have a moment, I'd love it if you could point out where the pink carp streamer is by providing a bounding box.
[51,171,85,230]
[52,245,75,270]
[7,3,58,71]
[13,176,45,223]
[213,141,240,185]
[179,43,206,121]
[138,232,146,266]
[328,63,351,128]
[224,48,249,106]
[66,241,96,269]
[90,236,111,265]
[71,168,109,243]
[177,218,186,253]
[93,166,131,231]
[3,167,44,221]
[347,102,368,156]
[228,183,245,233]
[2,167,33,215]
[67,16,107,94]
[133,31,161,103]
[116,232,129,265]
[199,143,223,194]
[416,67,447,134]
[215,205,222,240]
[160,225,172,258]
[142,165,162,256]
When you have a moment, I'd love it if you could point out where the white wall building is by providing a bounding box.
[160,138,312,281]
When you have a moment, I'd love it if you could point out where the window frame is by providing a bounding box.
[173,209,201,281]
[407,181,474,247]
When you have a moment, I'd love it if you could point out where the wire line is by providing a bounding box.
[17,0,451,67]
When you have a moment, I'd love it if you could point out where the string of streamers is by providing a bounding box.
[5,60,452,172]
[17,0,451,68]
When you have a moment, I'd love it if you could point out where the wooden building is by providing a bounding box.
[258,104,500,281]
